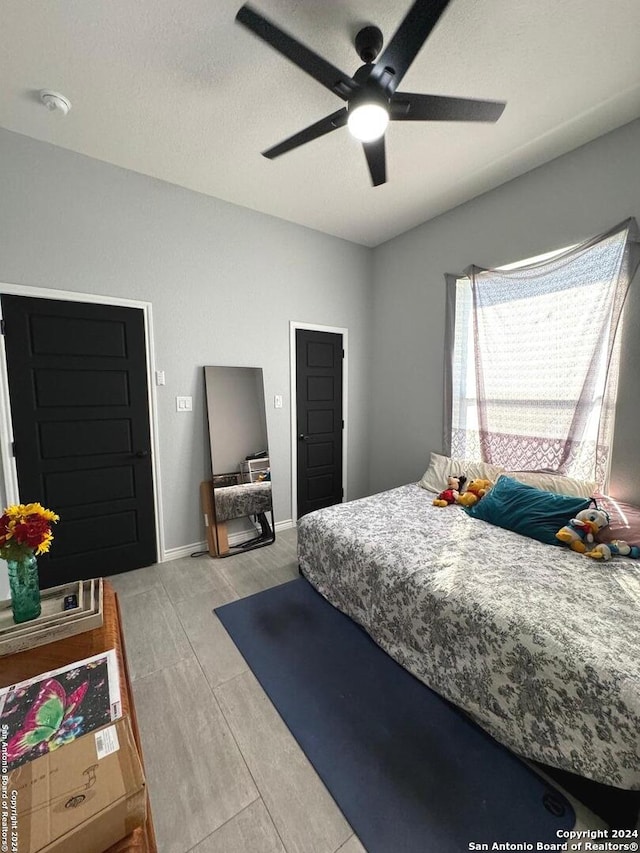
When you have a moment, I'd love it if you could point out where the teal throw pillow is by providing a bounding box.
[465,475,591,545]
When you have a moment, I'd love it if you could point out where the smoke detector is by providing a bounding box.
[39,90,72,115]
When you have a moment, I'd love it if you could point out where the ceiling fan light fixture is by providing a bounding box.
[347,103,389,143]
[235,0,506,186]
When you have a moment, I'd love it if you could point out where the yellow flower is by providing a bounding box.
[5,504,25,520]
[36,530,54,555]
[23,503,60,523]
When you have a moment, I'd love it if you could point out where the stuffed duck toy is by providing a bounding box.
[555,508,610,553]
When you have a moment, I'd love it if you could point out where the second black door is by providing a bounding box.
[296,328,343,518]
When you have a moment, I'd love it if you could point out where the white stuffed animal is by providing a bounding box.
[586,539,640,561]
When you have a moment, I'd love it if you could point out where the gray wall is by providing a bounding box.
[0,128,373,555]
[370,118,640,502]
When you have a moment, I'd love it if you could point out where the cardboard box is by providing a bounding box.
[5,715,146,853]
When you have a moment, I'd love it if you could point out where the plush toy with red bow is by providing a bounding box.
[433,475,466,507]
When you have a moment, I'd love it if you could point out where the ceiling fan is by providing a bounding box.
[235,0,506,186]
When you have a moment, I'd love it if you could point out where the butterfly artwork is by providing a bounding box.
[1,650,121,772]
[5,678,89,767]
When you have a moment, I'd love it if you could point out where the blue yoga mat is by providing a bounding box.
[216,577,575,852]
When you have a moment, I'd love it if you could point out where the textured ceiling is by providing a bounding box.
[2,0,640,246]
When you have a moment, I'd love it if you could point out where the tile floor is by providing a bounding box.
[110,529,362,853]
[110,527,602,853]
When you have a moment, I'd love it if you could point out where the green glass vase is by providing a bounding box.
[7,552,42,623]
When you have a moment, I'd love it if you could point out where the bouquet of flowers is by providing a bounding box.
[0,502,60,561]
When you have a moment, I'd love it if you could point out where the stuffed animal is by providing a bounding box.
[555,507,610,553]
[433,475,466,507]
[585,539,640,561]
[456,478,492,507]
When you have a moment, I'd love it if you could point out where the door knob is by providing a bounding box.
[134,450,150,458]
[298,434,309,442]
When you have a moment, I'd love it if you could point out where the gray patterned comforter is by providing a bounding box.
[297,483,640,789]
[214,482,272,522]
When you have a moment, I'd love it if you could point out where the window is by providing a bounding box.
[446,219,639,487]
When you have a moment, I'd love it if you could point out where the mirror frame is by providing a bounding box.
[202,366,275,557]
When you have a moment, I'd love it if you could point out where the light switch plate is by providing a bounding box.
[156,370,166,386]
[176,396,192,412]
[274,394,283,409]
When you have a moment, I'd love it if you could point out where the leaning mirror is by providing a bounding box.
[203,366,275,556]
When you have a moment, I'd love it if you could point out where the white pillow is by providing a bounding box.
[498,470,597,499]
[419,452,504,493]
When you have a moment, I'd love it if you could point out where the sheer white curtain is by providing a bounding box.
[445,219,639,487]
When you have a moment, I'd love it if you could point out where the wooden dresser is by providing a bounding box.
[0,581,157,853]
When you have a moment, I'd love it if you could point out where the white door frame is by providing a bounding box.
[0,282,165,563]
[290,321,348,522]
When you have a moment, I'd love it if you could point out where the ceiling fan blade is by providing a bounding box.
[362,137,386,186]
[391,92,506,122]
[262,108,348,159]
[369,0,452,95]
[236,5,358,100]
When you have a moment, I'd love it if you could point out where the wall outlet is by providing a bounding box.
[274,394,283,409]
[176,396,192,412]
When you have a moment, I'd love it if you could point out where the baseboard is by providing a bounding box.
[161,519,295,562]
[162,541,207,561]
[228,529,255,546]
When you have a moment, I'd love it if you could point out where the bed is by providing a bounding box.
[297,482,640,790]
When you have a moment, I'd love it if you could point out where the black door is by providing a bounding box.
[296,329,343,518]
[1,295,157,587]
